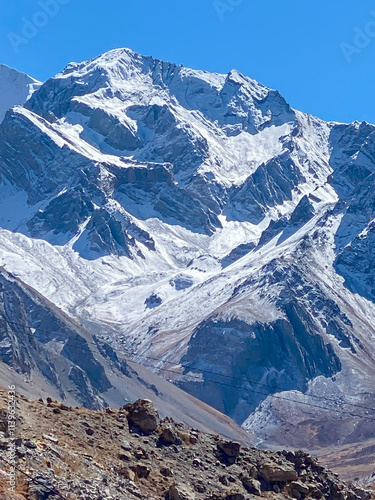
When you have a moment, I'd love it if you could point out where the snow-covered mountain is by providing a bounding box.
[0,48,375,454]
[0,266,250,442]
[0,64,40,123]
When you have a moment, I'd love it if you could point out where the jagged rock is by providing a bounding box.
[125,399,159,433]
[0,435,9,449]
[189,435,198,445]
[347,492,363,500]
[242,477,262,495]
[160,466,174,477]
[291,489,302,500]
[168,483,196,500]
[290,481,310,495]
[219,475,228,486]
[226,493,246,500]
[28,475,59,499]
[118,468,136,481]
[42,434,59,444]
[260,462,298,482]
[0,387,372,500]
[160,426,180,445]
[133,447,149,460]
[16,445,27,457]
[118,451,132,461]
[217,440,241,458]
[121,439,131,451]
[350,486,372,500]
[131,464,151,479]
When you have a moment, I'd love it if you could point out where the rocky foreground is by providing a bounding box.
[0,387,373,500]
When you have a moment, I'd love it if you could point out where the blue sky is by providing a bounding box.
[0,0,374,124]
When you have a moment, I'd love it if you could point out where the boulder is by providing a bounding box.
[217,441,241,458]
[291,489,302,500]
[131,464,151,479]
[118,468,136,481]
[126,399,159,433]
[0,437,9,450]
[118,451,132,461]
[242,477,262,496]
[161,426,180,445]
[226,494,246,500]
[291,481,310,494]
[260,463,298,482]
[168,483,196,500]
[121,439,132,451]
[160,466,174,477]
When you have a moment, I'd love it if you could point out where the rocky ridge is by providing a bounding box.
[0,388,373,500]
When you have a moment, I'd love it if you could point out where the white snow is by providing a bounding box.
[0,65,41,123]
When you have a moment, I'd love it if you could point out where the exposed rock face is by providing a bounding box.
[84,208,135,257]
[228,154,306,224]
[179,293,342,421]
[27,186,93,238]
[0,267,111,408]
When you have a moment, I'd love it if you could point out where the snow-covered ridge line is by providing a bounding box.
[0,64,41,123]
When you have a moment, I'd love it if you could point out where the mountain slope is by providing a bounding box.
[0,49,374,468]
[0,267,250,442]
[1,390,373,500]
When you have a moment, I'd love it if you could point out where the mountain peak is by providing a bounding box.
[0,64,41,123]
[60,47,153,77]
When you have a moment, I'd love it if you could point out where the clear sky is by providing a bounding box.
[0,0,374,124]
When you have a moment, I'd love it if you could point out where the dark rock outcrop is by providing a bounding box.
[124,399,160,433]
